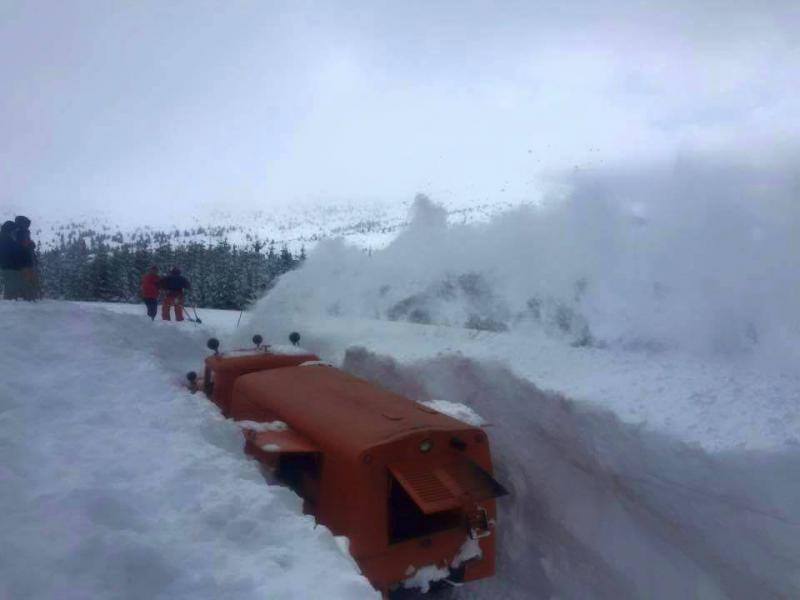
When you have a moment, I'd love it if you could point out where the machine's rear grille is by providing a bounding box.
[402,469,455,505]
[389,459,508,515]
[389,463,460,514]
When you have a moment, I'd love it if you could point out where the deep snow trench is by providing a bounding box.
[238,300,800,598]
[4,297,800,599]
[342,348,800,599]
[0,301,376,600]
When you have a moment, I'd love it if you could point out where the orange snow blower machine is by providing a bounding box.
[187,334,507,595]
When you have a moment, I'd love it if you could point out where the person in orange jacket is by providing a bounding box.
[140,265,161,320]
[158,267,191,321]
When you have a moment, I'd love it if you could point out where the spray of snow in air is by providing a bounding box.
[254,158,800,372]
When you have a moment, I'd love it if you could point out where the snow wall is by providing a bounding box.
[256,157,800,373]
[0,302,377,600]
[343,348,800,599]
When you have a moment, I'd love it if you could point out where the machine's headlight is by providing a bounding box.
[420,439,433,453]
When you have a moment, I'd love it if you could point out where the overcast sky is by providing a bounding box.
[2,0,798,223]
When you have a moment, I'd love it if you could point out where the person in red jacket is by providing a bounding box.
[140,265,161,320]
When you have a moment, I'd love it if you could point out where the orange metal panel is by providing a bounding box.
[389,462,461,514]
[439,458,509,503]
[389,459,508,515]
[232,366,471,459]
[205,351,318,414]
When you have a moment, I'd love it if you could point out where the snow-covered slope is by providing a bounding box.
[0,301,376,599]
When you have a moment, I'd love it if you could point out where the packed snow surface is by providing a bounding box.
[0,301,377,599]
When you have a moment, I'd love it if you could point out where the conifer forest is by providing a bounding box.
[36,228,305,310]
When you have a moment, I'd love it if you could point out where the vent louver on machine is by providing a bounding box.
[389,459,508,514]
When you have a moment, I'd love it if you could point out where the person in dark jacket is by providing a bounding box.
[140,265,161,320]
[13,216,38,301]
[0,220,23,300]
[158,267,191,321]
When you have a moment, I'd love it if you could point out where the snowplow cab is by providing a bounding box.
[190,335,319,415]
[228,364,507,593]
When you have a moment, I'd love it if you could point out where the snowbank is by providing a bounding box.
[0,301,376,599]
[239,312,800,454]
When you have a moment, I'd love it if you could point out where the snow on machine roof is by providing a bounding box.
[231,364,474,459]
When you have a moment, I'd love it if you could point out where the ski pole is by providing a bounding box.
[191,300,202,324]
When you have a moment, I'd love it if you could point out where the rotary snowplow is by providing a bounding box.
[187,334,507,595]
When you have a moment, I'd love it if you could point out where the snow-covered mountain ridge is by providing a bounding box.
[13,196,532,252]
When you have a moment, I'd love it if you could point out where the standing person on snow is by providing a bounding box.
[13,216,38,301]
[140,265,161,320]
[0,221,23,299]
[158,267,191,321]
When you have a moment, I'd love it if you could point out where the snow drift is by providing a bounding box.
[0,301,376,599]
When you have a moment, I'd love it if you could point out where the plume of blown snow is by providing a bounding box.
[251,156,800,371]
